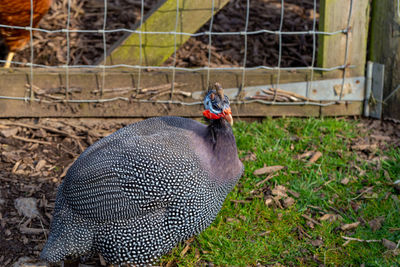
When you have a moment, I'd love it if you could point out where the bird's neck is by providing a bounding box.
[205,119,242,184]
[207,119,233,146]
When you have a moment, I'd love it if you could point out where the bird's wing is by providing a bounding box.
[62,129,198,222]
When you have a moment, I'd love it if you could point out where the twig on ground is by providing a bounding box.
[255,173,278,187]
[297,225,312,239]
[351,186,374,200]
[12,135,52,146]
[180,237,195,257]
[6,121,85,152]
[341,236,381,246]
[301,214,322,226]
[19,226,49,235]
[5,122,83,140]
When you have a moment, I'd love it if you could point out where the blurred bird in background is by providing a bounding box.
[0,0,51,68]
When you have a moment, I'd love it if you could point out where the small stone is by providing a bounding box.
[14,198,39,218]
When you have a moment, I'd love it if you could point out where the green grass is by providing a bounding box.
[160,118,400,266]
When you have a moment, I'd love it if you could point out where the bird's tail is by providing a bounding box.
[41,198,94,262]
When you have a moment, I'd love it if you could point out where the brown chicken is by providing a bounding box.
[0,0,51,68]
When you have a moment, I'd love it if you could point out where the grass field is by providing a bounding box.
[161,118,400,266]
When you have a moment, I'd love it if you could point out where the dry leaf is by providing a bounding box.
[370,134,391,142]
[333,83,352,96]
[341,221,360,231]
[287,189,300,198]
[0,127,19,138]
[226,218,240,223]
[382,239,397,250]
[368,217,385,232]
[265,198,274,206]
[99,254,107,266]
[272,185,288,198]
[319,214,338,222]
[242,152,257,161]
[351,144,378,151]
[35,159,47,172]
[309,151,322,163]
[341,178,350,185]
[311,239,324,247]
[283,197,295,208]
[298,151,314,159]
[253,165,285,176]
[306,220,315,229]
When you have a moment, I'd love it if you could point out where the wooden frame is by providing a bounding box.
[317,0,370,78]
[103,0,230,66]
[0,68,361,118]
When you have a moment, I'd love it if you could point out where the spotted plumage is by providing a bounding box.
[41,85,243,265]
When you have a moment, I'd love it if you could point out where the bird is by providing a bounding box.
[41,83,244,266]
[0,0,51,68]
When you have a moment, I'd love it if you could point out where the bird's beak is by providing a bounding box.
[225,113,233,126]
[222,108,233,126]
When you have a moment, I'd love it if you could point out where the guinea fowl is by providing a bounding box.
[41,83,244,265]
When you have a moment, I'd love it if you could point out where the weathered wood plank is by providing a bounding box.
[320,101,363,116]
[103,0,230,66]
[369,0,400,120]
[0,68,361,118]
[317,0,370,78]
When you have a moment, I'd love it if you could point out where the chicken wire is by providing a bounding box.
[0,0,354,107]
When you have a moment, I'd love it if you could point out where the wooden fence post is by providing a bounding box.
[102,0,230,66]
[317,0,370,78]
[369,0,400,120]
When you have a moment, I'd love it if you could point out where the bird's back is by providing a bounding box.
[62,116,208,221]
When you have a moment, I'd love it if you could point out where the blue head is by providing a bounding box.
[203,83,233,125]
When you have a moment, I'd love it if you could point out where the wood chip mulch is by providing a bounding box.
[7,0,319,68]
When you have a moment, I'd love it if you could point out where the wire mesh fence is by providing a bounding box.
[0,0,365,112]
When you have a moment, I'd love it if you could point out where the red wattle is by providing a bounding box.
[203,110,223,120]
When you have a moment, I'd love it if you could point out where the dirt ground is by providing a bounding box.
[8,0,319,68]
[0,117,399,266]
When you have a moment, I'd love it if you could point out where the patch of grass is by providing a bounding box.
[160,118,400,266]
